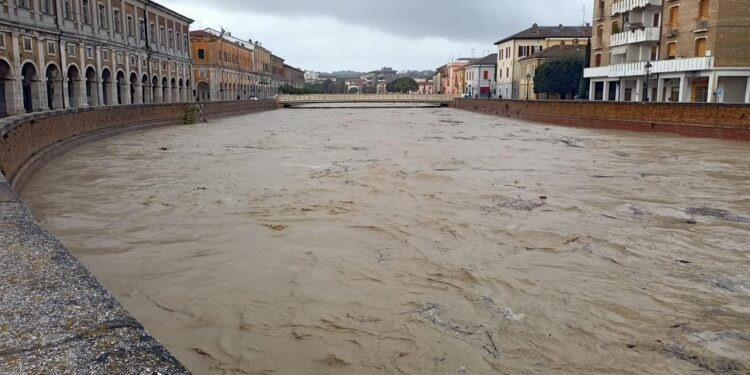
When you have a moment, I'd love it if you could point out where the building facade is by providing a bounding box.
[519,45,586,99]
[0,0,193,117]
[495,24,591,99]
[464,54,497,99]
[283,64,304,89]
[584,0,750,103]
[191,28,254,102]
[446,59,473,96]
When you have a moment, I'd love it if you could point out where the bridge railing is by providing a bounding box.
[277,94,456,103]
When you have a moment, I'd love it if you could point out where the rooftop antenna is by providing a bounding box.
[581,4,587,26]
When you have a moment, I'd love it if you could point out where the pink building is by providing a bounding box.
[417,81,434,94]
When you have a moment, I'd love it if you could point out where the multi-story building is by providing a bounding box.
[495,24,591,99]
[304,70,320,83]
[585,0,750,103]
[417,80,434,95]
[464,53,498,98]
[432,65,447,94]
[0,0,193,117]
[283,64,304,89]
[252,44,273,98]
[519,45,586,99]
[191,28,255,102]
[446,58,474,96]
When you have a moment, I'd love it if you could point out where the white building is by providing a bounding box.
[464,54,497,99]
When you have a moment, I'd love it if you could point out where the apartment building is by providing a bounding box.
[191,28,255,101]
[495,24,591,99]
[283,64,304,89]
[584,0,750,103]
[0,0,193,117]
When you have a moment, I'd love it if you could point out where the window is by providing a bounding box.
[40,0,52,15]
[168,30,174,48]
[695,38,706,57]
[23,37,32,51]
[483,70,489,80]
[596,25,604,47]
[198,49,205,59]
[102,48,110,61]
[68,43,76,57]
[594,53,602,67]
[98,3,107,29]
[47,41,56,54]
[176,32,181,50]
[16,0,30,9]
[130,55,137,67]
[127,15,134,36]
[139,19,146,40]
[0,35,5,49]
[160,26,166,46]
[183,35,188,51]
[149,23,156,42]
[498,69,502,78]
[83,0,92,24]
[162,61,167,71]
[611,21,620,34]
[506,67,509,77]
[650,46,658,60]
[699,0,709,20]
[113,9,121,33]
[669,6,680,28]
[63,0,73,20]
[117,52,124,64]
[667,42,677,59]
[86,46,94,59]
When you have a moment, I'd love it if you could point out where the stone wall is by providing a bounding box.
[454,99,750,140]
[0,100,277,374]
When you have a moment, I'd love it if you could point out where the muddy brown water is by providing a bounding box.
[22,105,750,374]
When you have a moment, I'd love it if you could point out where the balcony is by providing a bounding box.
[584,56,714,78]
[694,19,709,32]
[610,27,661,47]
[613,0,662,15]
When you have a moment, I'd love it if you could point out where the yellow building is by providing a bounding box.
[518,44,586,99]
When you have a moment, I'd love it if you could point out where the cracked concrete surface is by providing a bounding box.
[0,174,188,374]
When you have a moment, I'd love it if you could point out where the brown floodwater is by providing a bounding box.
[22,105,750,374]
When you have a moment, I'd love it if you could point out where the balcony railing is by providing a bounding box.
[610,27,661,47]
[584,56,714,78]
[613,0,663,15]
[695,19,709,32]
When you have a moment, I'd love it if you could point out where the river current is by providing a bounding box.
[22,105,750,374]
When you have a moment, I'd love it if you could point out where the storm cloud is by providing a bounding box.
[166,0,588,71]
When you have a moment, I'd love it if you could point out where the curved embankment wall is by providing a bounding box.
[455,99,750,140]
[0,100,277,374]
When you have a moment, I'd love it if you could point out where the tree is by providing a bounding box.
[534,55,585,99]
[386,77,418,93]
[348,87,359,94]
[578,40,592,99]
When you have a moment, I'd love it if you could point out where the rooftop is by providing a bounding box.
[495,24,591,45]
[518,44,585,62]
[466,54,499,67]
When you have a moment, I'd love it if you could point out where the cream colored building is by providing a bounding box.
[0,0,193,117]
[495,24,591,99]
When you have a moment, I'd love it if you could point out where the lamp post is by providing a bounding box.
[525,73,531,100]
[644,61,653,102]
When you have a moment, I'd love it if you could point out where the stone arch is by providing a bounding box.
[101,68,113,106]
[0,59,13,117]
[44,63,64,110]
[161,76,169,103]
[141,74,151,104]
[196,81,209,102]
[116,70,127,105]
[151,75,160,103]
[170,77,177,103]
[85,67,99,107]
[66,64,81,108]
[178,78,184,102]
[129,72,139,104]
[21,61,41,113]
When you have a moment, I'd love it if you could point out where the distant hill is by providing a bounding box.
[324,69,435,80]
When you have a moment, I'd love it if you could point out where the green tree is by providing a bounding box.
[578,40,592,99]
[535,55,585,99]
[386,77,419,93]
[348,87,360,94]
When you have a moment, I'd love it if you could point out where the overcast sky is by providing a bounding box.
[166,0,587,72]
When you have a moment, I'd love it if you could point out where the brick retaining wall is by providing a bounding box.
[454,99,750,140]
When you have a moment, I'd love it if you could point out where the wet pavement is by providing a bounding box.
[22,105,750,374]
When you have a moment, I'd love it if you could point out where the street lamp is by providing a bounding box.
[644,61,653,102]
[525,73,531,100]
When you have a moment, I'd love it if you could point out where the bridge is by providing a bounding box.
[277,94,456,107]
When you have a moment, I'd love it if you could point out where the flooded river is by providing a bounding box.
[22,105,750,374]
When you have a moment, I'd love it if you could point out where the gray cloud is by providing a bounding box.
[166,0,590,72]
